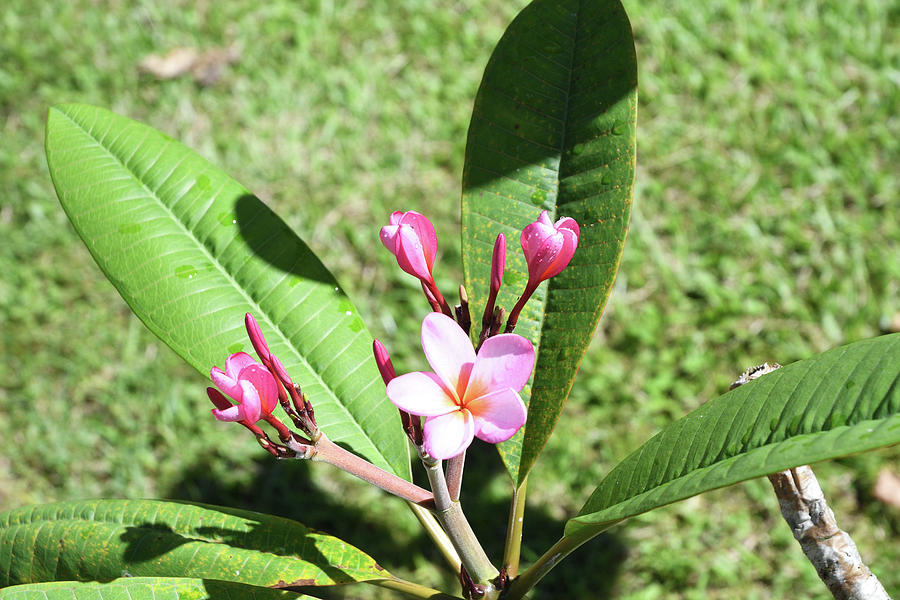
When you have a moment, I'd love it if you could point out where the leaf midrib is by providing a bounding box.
[568,413,900,534]
[52,106,396,475]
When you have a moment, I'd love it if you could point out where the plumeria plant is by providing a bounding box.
[2,0,898,599]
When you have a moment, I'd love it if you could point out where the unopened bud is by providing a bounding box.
[372,339,396,384]
[244,313,271,362]
[491,233,506,294]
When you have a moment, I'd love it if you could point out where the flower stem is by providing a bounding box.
[423,456,499,586]
[505,282,537,333]
[370,576,461,599]
[408,502,462,573]
[502,476,528,578]
[446,450,465,502]
[311,434,434,508]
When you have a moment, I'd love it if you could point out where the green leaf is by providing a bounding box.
[0,578,318,600]
[567,334,900,541]
[45,103,408,478]
[461,0,637,485]
[0,499,388,589]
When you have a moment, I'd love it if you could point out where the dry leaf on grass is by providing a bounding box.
[873,468,900,510]
[138,46,240,85]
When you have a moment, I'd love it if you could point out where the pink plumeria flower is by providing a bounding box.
[386,313,534,459]
[209,352,279,424]
[521,210,580,286]
[380,211,438,285]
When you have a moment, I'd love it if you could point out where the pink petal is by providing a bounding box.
[380,224,400,254]
[520,218,557,263]
[210,367,241,401]
[554,216,580,238]
[398,211,437,271]
[421,312,476,399]
[225,352,258,379]
[541,226,578,280]
[537,210,554,227]
[465,333,534,401]
[388,211,404,226]
[386,371,459,417]
[468,388,527,443]
[527,232,565,283]
[211,405,244,422]
[238,379,262,423]
[395,224,434,282]
[239,364,279,415]
[423,410,475,460]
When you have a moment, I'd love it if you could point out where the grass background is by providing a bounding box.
[2,0,899,597]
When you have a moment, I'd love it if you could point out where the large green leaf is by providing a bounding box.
[566,334,900,540]
[0,578,317,600]
[45,104,408,478]
[461,0,636,485]
[0,499,387,589]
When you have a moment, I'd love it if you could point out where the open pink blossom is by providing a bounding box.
[380,211,438,285]
[386,313,534,459]
[521,210,580,286]
[209,352,279,424]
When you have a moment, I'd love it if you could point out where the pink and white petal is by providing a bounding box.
[520,220,556,263]
[386,371,459,416]
[421,312,476,397]
[238,379,263,423]
[399,211,437,270]
[395,225,433,281]
[465,334,535,400]
[538,210,554,227]
[388,211,405,226]
[211,405,244,422]
[468,388,527,443]
[210,367,241,401]
[554,216,580,238]
[380,224,400,253]
[423,410,476,460]
[239,364,279,415]
[225,352,258,378]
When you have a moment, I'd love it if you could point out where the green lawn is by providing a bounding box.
[1,0,898,598]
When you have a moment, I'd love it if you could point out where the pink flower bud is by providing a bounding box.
[270,353,294,388]
[244,313,270,363]
[379,211,438,285]
[372,339,396,385]
[520,211,580,286]
[210,352,279,424]
[491,233,506,294]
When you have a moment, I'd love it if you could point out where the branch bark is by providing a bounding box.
[731,362,890,600]
[768,466,890,600]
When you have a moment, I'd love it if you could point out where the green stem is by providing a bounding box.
[502,476,528,577]
[505,527,596,600]
[312,435,435,508]
[371,576,461,599]
[423,456,499,586]
[408,502,462,572]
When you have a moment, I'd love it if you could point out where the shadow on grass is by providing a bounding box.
[166,441,627,599]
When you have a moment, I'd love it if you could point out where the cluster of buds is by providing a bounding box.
[204,209,581,596]
[376,210,580,460]
[207,314,319,459]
